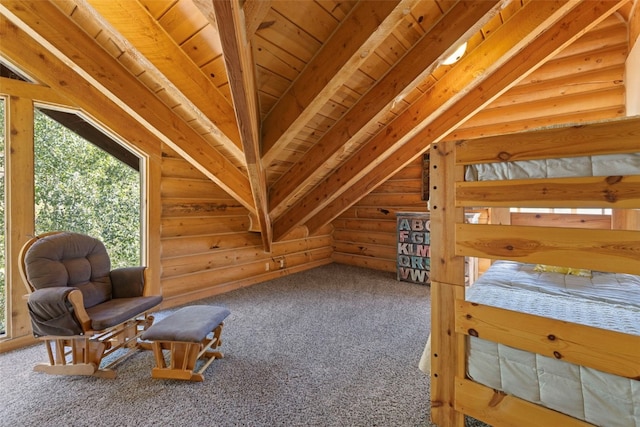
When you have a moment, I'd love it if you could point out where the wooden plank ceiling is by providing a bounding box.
[0,0,632,251]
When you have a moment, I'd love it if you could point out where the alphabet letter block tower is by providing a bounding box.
[397,212,431,285]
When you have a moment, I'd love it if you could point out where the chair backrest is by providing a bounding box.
[20,232,113,308]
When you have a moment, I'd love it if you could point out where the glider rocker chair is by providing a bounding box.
[19,231,162,378]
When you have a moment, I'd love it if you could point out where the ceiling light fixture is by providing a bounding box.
[441,42,467,65]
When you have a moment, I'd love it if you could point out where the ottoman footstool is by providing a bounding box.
[141,305,230,382]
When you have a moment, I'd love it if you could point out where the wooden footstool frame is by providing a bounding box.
[141,305,230,382]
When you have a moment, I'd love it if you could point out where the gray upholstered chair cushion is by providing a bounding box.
[110,266,145,298]
[25,232,112,308]
[86,295,163,330]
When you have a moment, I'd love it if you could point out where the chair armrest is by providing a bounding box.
[27,288,86,336]
[67,289,91,331]
[110,266,146,298]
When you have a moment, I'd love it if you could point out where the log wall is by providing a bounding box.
[159,146,333,308]
[332,157,428,273]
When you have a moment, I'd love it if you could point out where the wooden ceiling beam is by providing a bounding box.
[301,0,627,238]
[271,0,590,241]
[260,0,413,167]
[85,0,245,166]
[0,21,163,159]
[211,0,272,251]
[192,0,271,37]
[0,0,256,212]
[268,0,503,219]
[243,0,272,37]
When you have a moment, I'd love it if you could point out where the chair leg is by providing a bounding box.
[150,342,203,381]
[33,337,116,378]
[148,323,226,382]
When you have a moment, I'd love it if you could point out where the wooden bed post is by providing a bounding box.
[429,140,466,427]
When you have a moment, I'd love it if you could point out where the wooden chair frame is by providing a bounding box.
[19,232,158,378]
[149,323,225,382]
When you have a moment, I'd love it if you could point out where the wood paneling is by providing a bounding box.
[451,16,627,140]
[332,157,427,272]
[159,148,333,307]
[332,15,630,274]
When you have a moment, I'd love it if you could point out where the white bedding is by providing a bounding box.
[466,261,640,427]
[464,152,640,181]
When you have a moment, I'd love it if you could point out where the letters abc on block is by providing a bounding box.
[396,213,431,285]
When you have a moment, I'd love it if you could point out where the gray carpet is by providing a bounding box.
[0,263,486,427]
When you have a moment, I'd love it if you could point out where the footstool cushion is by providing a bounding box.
[141,305,230,381]
[142,305,230,342]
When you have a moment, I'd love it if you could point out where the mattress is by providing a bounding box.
[466,261,640,427]
[464,152,640,181]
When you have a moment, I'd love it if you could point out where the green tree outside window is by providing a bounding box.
[33,109,141,268]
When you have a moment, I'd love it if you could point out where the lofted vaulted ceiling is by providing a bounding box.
[0,0,635,252]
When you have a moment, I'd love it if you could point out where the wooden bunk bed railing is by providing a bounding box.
[429,116,640,427]
[456,224,640,275]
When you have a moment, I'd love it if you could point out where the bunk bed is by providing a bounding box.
[427,117,640,427]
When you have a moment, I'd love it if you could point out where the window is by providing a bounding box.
[511,207,612,215]
[33,108,141,268]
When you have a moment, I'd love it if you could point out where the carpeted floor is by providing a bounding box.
[0,263,487,427]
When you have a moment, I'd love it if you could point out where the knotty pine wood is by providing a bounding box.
[281,0,609,240]
[510,212,612,229]
[85,0,244,165]
[486,67,624,109]
[161,215,253,238]
[0,77,68,104]
[162,246,333,300]
[1,0,636,357]
[0,15,166,348]
[456,115,640,164]
[456,379,593,427]
[456,175,640,209]
[154,0,209,45]
[162,199,248,218]
[333,229,396,247]
[450,106,626,141]
[163,235,332,277]
[452,16,627,139]
[432,117,639,425]
[456,300,640,378]
[5,96,36,347]
[456,223,640,275]
[631,1,640,51]
[331,157,427,273]
[161,177,234,199]
[462,86,625,129]
[612,208,640,230]
[212,0,272,250]
[159,149,333,308]
[260,0,390,160]
[3,1,256,211]
[268,1,501,224]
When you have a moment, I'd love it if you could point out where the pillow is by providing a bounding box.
[534,264,592,277]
